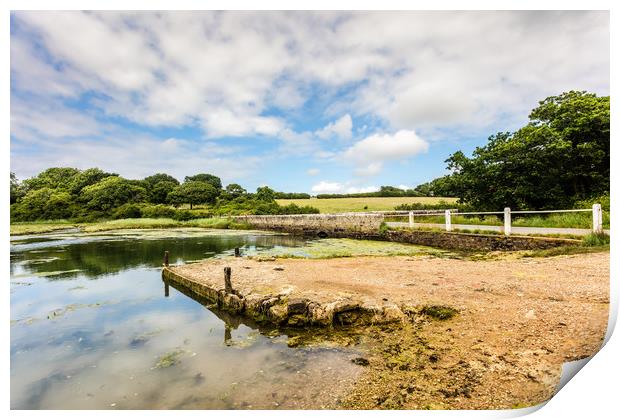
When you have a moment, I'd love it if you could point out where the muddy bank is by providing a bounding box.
[163,252,609,409]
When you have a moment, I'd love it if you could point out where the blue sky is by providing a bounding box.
[10,11,609,194]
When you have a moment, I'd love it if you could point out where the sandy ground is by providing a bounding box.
[172,252,609,409]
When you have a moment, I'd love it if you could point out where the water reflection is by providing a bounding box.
[11,231,306,280]
[10,229,362,409]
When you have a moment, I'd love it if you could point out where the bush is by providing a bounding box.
[394,201,472,212]
[172,210,195,221]
[112,204,143,219]
[140,204,177,218]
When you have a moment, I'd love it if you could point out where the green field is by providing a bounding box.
[276,197,457,213]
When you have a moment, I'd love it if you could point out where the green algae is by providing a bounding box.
[153,349,186,369]
[47,302,110,320]
[420,305,458,320]
[250,238,454,259]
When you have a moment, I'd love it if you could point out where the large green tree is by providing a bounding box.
[68,168,117,194]
[11,188,75,220]
[80,176,147,211]
[168,181,218,209]
[23,167,81,191]
[445,91,609,210]
[184,173,222,190]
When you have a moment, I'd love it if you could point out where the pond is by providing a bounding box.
[10,229,364,409]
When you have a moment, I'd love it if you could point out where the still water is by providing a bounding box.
[10,229,362,409]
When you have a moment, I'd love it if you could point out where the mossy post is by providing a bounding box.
[224,267,232,294]
[164,250,169,267]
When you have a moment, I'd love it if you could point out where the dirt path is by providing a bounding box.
[172,252,609,409]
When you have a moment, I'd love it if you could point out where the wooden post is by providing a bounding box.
[445,210,452,232]
[164,282,169,297]
[408,212,414,228]
[234,247,241,257]
[224,267,232,294]
[163,251,169,267]
[592,204,603,233]
[504,207,511,236]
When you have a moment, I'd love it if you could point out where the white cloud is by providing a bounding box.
[315,114,353,140]
[12,11,609,140]
[10,11,610,183]
[201,109,285,138]
[343,130,429,176]
[311,181,378,194]
[10,96,103,142]
[306,168,320,176]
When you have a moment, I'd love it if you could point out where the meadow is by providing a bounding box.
[275,197,457,213]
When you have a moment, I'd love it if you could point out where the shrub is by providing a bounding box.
[172,210,195,221]
[112,204,143,219]
[140,204,177,218]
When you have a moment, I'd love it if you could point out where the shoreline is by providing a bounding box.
[163,252,609,409]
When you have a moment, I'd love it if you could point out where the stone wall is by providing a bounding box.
[234,214,579,251]
[234,213,384,236]
[382,229,579,251]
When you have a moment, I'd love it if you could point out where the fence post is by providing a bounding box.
[224,267,232,294]
[445,210,452,232]
[408,211,414,228]
[504,207,511,236]
[592,204,603,233]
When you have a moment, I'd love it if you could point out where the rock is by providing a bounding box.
[287,298,308,315]
[351,357,370,366]
[525,309,536,320]
[274,266,285,271]
[268,303,288,324]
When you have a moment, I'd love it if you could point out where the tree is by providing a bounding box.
[225,183,247,198]
[68,168,117,194]
[378,186,405,197]
[10,172,23,204]
[184,173,222,190]
[11,188,75,220]
[168,181,218,209]
[150,181,179,204]
[80,176,147,211]
[255,186,276,202]
[23,167,81,191]
[445,91,609,210]
[144,173,180,187]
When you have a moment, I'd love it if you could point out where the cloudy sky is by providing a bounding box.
[10,11,609,193]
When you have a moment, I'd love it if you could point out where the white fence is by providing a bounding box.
[387,204,604,236]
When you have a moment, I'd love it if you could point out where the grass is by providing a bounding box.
[275,196,457,213]
[582,232,610,246]
[81,217,251,232]
[10,220,76,235]
[522,244,609,258]
[11,217,252,235]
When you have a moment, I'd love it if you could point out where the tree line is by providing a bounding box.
[10,170,318,222]
[427,91,610,210]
